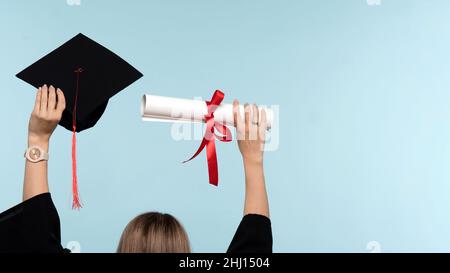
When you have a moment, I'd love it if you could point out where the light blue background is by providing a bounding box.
[1,0,450,253]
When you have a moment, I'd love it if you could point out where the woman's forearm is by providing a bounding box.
[243,159,269,218]
[233,100,270,218]
[23,85,65,201]
[23,137,50,201]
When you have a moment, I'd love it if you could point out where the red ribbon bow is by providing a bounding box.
[183,90,232,186]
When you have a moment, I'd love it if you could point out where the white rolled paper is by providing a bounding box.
[141,94,273,129]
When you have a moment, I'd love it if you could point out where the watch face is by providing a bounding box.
[29,147,41,161]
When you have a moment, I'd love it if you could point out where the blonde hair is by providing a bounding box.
[117,212,190,253]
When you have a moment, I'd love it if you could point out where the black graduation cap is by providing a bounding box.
[16,33,143,208]
[17,33,143,132]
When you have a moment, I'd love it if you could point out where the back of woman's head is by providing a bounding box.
[117,212,190,253]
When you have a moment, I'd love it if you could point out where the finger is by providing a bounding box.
[41,84,48,114]
[252,104,259,126]
[244,103,250,140]
[48,85,56,111]
[34,87,42,113]
[56,88,66,114]
[258,108,267,142]
[233,99,242,128]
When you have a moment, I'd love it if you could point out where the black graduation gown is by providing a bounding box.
[0,193,67,253]
[0,193,272,253]
[227,214,273,253]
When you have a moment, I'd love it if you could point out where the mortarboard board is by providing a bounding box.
[16,33,143,208]
[17,33,143,132]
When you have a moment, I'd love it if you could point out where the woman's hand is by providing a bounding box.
[233,100,267,165]
[23,85,66,201]
[28,85,66,147]
[233,100,269,217]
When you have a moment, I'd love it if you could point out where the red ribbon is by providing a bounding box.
[183,90,232,186]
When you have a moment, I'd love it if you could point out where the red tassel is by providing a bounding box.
[72,68,83,209]
[72,125,81,209]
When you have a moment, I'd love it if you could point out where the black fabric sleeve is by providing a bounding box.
[227,214,273,253]
[0,193,67,253]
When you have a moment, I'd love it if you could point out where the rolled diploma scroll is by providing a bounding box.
[141,94,273,129]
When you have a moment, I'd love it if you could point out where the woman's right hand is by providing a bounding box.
[233,100,267,165]
[233,99,270,218]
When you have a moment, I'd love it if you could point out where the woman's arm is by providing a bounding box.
[23,85,65,201]
[233,100,269,218]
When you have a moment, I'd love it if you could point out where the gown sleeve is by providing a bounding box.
[0,193,68,253]
[227,214,273,253]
